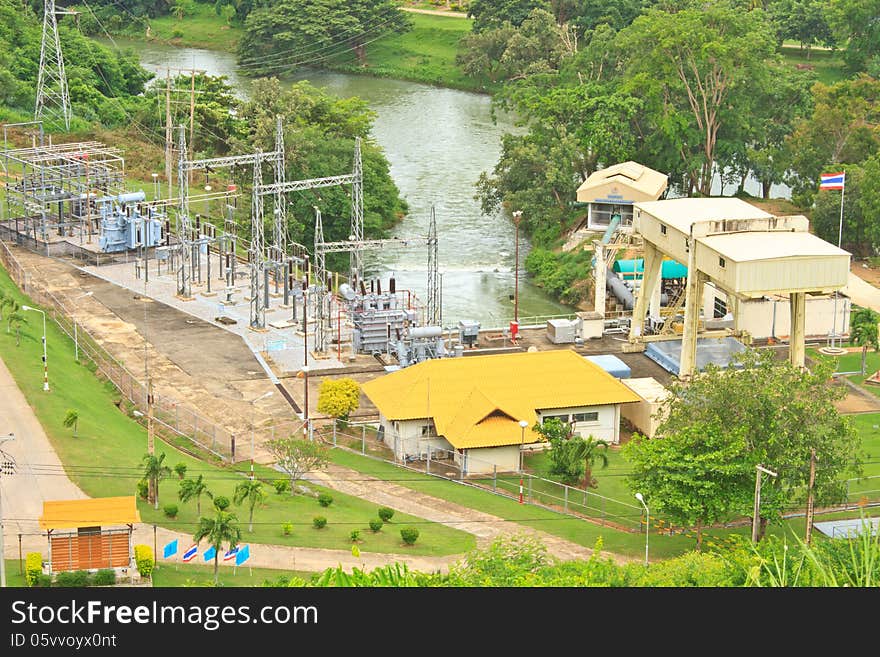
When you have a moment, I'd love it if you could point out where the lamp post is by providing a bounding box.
[752,464,778,543]
[302,365,311,440]
[512,211,523,330]
[635,492,649,566]
[518,419,529,503]
[72,291,93,361]
[21,305,48,391]
[250,390,274,480]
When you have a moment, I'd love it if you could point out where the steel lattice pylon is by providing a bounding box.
[426,205,439,326]
[272,115,287,262]
[35,0,75,131]
[312,207,328,352]
[250,152,266,329]
[176,126,192,298]
[349,137,364,286]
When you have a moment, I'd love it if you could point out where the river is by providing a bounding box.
[106,38,574,328]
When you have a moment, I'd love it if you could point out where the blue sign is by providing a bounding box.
[203,545,217,562]
[235,544,250,566]
[266,340,287,352]
[162,539,178,559]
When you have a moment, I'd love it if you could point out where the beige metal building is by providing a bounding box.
[628,198,851,377]
[576,162,668,231]
[620,377,670,439]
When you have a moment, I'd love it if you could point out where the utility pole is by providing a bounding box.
[147,378,155,456]
[805,448,817,545]
[512,210,523,328]
[752,464,778,543]
[189,69,196,180]
[165,68,172,198]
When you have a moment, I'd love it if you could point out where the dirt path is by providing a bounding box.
[400,6,469,18]
[307,464,631,564]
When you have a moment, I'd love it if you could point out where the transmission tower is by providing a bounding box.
[176,126,192,298]
[250,152,266,329]
[35,0,75,130]
[349,137,364,286]
[272,115,287,261]
[426,205,440,326]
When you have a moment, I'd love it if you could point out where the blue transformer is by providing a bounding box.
[98,191,165,253]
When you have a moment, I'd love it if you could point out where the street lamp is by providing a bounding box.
[518,419,529,504]
[0,432,16,588]
[21,305,48,391]
[512,210,523,333]
[752,464,778,543]
[250,390,274,480]
[72,291,93,361]
[635,492,649,566]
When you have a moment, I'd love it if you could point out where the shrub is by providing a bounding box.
[318,493,333,507]
[134,544,154,579]
[93,569,116,586]
[313,516,327,529]
[400,527,420,545]
[172,28,184,38]
[56,570,90,587]
[369,518,383,533]
[350,529,361,542]
[163,503,179,518]
[36,574,53,587]
[25,552,43,587]
[136,478,149,500]
[282,522,293,536]
[174,463,188,479]
[212,495,230,511]
[274,479,290,495]
[378,507,395,522]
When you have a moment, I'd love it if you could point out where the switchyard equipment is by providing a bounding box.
[97,192,165,253]
[2,131,126,244]
[458,320,480,347]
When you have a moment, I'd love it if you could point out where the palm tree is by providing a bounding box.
[7,311,26,345]
[850,307,880,374]
[193,509,241,584]
[178,474,209,516]
[233,479,267,532]
[141,452,172,510]
[570,436,610,489]
[62,409,80,437]
[3,297,19,331]
[0,290,7,321]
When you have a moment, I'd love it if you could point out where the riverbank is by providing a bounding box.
[83,6,493,93]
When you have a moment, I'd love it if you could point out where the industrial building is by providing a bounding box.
[362,350,640,475]
[626,197,851,377]
[575,162,669,231]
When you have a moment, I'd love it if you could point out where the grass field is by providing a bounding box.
[150,562,317,587]
[780,45,848,85]
[0,263,474,557]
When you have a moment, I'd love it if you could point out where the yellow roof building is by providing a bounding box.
[362,350,640,449]
[39,496,141,530]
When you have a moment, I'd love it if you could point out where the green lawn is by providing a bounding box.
[150,562,317,587]
[0,263,473,557]
[808,347,880,395]
[780,45,848,85]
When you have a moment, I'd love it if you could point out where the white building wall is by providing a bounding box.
[537,404,620,444]
[463,445,521,475]
[381,416,452,461]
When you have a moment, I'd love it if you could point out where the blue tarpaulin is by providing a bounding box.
[584,354,632,379]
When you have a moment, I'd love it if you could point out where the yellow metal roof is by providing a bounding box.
[362,350,641,449]
[39,496,141,530]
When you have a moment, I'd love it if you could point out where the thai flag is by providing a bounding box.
[820,172,845,190]
[181,544,198,562]
[223,546,239,562]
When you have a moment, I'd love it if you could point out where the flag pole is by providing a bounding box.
[838,170,845,249]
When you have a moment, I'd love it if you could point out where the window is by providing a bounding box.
[660,224,667,235]
[542,414,569,425]
[719,257,726,268]
[421,425,433,436]
[572,411,599,423]
[714,297,727,319]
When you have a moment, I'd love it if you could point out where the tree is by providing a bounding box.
[178,474,210,516]
[655,349,862,541]
[767,0,836,56]
[141,452,172,510]
[7,311,26,346]
[570,436,609,489]
[238,0,412,72]
[316,377,361,423]
[193,509,241,584]
[467,0,550,32]
[617,2,778,195]
[233,479,267,532]
[265,437,330,494]
[850,307,880,374]
[623,424,754,550]
[828,0,880,74]
[784,75,880,206]
[532,419,609,486]
[62,409,79,437]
